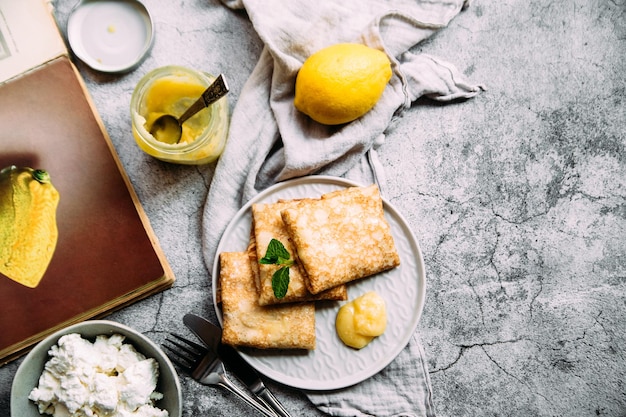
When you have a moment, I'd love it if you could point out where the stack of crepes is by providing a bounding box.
[202,0,484,415]
[219,184,399,351]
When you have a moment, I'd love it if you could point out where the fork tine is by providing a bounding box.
[167,333,206,353]
[165,337,196,358]
[163,332,207,372]
[162,343,193,372]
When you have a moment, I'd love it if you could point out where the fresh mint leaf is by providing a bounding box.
[259,238,291,264]
[260,238,293,298]
[272,266,290,299]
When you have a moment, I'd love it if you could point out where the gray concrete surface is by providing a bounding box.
[1,0,624,416]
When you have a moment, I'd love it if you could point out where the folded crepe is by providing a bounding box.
[220,251,316,350]
[251,199,348,305]
[281,184,400,294]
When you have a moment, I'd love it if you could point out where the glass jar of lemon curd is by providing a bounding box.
[130,66,229,164]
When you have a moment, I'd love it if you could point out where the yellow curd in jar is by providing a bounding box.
[335,291,387,349]
[130,66,229,165]
[143,78,207,145]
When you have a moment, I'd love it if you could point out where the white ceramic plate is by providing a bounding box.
[211,176,426,390]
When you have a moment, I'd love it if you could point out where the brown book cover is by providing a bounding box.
[0,0,175,364]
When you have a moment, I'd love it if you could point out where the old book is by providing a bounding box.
[0,0,174,364]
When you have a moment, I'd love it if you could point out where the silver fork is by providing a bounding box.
[163,333,278,417]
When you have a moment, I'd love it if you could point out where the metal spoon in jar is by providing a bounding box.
[149,73,229,144]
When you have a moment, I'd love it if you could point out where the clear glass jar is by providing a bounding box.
[130,65,229,164]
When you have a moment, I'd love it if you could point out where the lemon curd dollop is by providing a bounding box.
[335,291,387,349]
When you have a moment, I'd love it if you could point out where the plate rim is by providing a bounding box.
[211,175,426,390]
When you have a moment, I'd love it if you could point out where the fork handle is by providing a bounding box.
[217,375,278,417]
[257,387,293,417]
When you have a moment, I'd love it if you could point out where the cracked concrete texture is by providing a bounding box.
[0,0,624,416]
[382,0,626,415]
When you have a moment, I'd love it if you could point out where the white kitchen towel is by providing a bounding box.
[202,1,484,416]
[307,332,436,417]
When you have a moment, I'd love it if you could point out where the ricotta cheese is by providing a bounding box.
[29,333,169,417]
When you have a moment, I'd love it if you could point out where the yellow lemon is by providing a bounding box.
[294,43,392,125]
[0,166,59,288]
